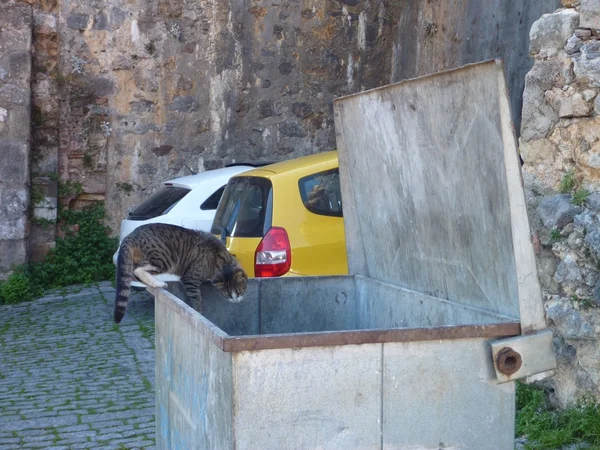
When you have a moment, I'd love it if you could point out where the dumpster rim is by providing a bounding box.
[220,322,521,352]
[152,283,521,353]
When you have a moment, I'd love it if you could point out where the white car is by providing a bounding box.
[113,163,270,287]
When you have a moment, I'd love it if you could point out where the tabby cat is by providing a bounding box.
[114,223,248,323]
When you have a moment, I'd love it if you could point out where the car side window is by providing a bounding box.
[200,185,226,210]
[298,169,343,217]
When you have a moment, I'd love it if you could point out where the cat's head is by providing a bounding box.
[211,264,248,303]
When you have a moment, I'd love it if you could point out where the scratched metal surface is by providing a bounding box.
[334,60,520,318]
[155,289,234,450]
[156,281,517,449]
[231,343,383,449]
[382,337,515,449]
[200,275,515,339]
[354,275,517,330]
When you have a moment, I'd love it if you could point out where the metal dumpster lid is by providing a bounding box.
[333,60,545,333]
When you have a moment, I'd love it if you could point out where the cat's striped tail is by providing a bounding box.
[114,243,134,323]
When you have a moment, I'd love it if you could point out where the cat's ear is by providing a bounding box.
[232,267,244,279]
[233,266,248,288]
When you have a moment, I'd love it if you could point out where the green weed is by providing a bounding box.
[550,229,562,243]
[572,189,590,207]
[0,204,118,305]
[516,382,600,449]
[560,170,576,194]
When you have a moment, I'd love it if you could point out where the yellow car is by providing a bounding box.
[211,151,348,277]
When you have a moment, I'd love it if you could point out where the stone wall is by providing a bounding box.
[1,0,560,274]
[520,1,600,407]
[0,4,32,279]
[30,0,60,262]
[50,0,560,234]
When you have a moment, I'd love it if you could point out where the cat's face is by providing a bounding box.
[211,264,248,303]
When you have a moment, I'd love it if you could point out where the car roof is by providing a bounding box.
[239,151,339,178]
[163,165,255,189]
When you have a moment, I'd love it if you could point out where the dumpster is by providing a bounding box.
[152,59,556,450]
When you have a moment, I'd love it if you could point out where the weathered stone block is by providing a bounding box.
[574,210,597,228]
[82,174,106,194]
[168,96,199,112]
[278,122,307,138]
[94,12,108,30]
[33,12,57,35]
[0,83,30,106]
[529,9,580,58]
[538,249,561,294]
[66,13,90,30]
[0,4,32,53]
[521,57,573,140]
[0,239,27,276]
[580,0,600,29]
[33,197,57,221]
[9,51,31,83]
[519,138,557,163]
[525,55,575,91]
[554,253,583,283]
[89,77,115,96]
[0,139,29,186]
[129,100,155,114]
[29,240,55,263]
[574,41,600,87]
[538,194,583,229]
[585,193,600,211]
[110,7,126,29]
[565,35,583,54]
[545,86,594,117]
[5,106,30,141]
[574,28,593,38]
[0,189,28,240]
[545,297,596,339]
[585,224,600,255]
[291,102,313,119]
[258,100,273,118]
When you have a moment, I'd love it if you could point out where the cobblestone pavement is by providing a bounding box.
[0,283,156,450]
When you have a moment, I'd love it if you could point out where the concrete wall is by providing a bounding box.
[0,4,32,278]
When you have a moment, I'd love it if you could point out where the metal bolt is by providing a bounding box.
[496,347,522,376]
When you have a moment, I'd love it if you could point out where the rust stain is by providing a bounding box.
[220,322,521,353]
[248,6,268,19]
[302,66,329,77]
[312,20,338,41]
[531,232,541,255]
[496,347,522,375]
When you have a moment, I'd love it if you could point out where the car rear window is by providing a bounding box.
[127,186,190,220]
[211,177,273,238]
[298,168,343,217]
[200,185,226,211]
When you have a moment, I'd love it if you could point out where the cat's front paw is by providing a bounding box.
[155,281,168,289]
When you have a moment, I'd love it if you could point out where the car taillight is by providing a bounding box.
[254,227,291,277]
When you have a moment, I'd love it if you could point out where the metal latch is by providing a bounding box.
[490,329,557,383]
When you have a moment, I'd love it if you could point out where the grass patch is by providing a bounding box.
[142,377,152,391]
[550,229,562,244]
[0,204,118,305]
[516,382,600,449]
[572,188,590,207]
[560,169,577,194]
[138,321,153,341]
